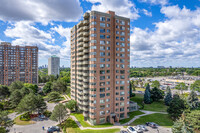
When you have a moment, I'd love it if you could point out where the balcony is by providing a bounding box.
[82,67,88,71]
[83,72,89,76]
[82,61,88,65]
[78,42,84,47]
[83,101,89,106]
[83,89,89,94]
[77,47,83,52]
[83,32,89,36]
[83,49,89,53]
[83,13,89,18]
[83,38,89,42]
[83,95,89,100]
[83,55,89,59]
[83,111,89,117]
[83,26,89,31]
[83,106,89,111]
[83,43,89,48]
[83,20,89,25]
[83,83,89,88]
[77,61,82,65]
[78,37,84,42]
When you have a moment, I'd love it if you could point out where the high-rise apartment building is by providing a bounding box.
[0,42,38,86]
[48,55,60,76]
[71,11,130,125]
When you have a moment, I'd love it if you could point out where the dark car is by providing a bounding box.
[47,128,54,133]
[49,126,60,131]
[120,130,128,133]
[149,123,158,128]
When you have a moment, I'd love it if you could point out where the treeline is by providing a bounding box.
[130,68,200,77]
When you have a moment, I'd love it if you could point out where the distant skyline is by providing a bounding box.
[0,0,200,67]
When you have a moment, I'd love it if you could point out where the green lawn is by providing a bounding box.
[61,118,120,133]
[130,93,168,112]
[131,113,173,128]
[119,111,145,124]
[70,113,113,128]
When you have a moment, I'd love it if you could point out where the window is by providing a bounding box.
[100,29,105,33]
[100,23,105,27]
[100,46,105,51]
[90,40,97,43]
[100,99,105,104]
[106,64,110,67]
[90,52,96,55]
[90,58,96,61]
[116,31,119,34]
[100,35,105,39]
[107,29,110,33]
[100,52,105,56]
[90,46,96,49]
[100,93,105,98]
[100,16,105,21]
[90,64,96,67]
[91,34,96,37]
[120,37,125,41]
[107,24,110,27]
[100,64,105,68]
[120,20,125,25]
[91,15,96,19]
[120,48,125,52]
[116,42,119,45]
[91,28,96,31]
[106,41,110,44]
[91,21,96,25]
[100,70,105,74]
[107,17,110,21]
[100,41,105,45]
[121,43,125,47]
[100,58,105,62]
[107,35,110,38]
[116,19,119,23]
[120,32,125,36]
[116,36,119,39]
[120,26,125,30]
[107,47,110,50]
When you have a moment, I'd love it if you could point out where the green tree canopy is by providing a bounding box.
[151,80,160,88]
[43,82,52,94]
[47,91,61,102]
[150,87,164,101]
[190,80,200,92]
[52,79,67,93]
[167,94,185,120]
[0,85,10,100]
[66,100,77,111]
[175,82,188,94]
[10,90,22,108]
[144,83,151,104]
[24,83,38,93]
[50,103,68,125]
[0,111,13,129]
[9,81,24,92]
[187,90,199,109]
[164,86,172,106]
[17,93,47,113]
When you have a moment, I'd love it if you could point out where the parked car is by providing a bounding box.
[120,130,128,133]
[47,128,54,133]
[49,126,60,131]
[146,122,158,128]
[134,126,143,133]
[127,126,137,133]
[136,125,148,131]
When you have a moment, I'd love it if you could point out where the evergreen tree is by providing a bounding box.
[167,94,185,120]
[150,87,164,101]
[10,90,22,108]
[0,85,10,100]
[164,86,172,106]
[187,90,199,109]
[144,83,151,104]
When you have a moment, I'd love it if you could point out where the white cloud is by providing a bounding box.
[86,0,139,20]
[142,9,152,17]
[138,0,168,6]
[4,21,61,58]
[130,6,200,67]
[0,0,83,24]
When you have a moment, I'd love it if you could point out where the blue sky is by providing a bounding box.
[0,0,200,67]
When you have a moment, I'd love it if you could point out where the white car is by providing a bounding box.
[134,126,143,133]
[137,125,148,131]
[127,126,137,133]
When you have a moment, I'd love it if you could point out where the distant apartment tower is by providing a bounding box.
[70,11,130,124]
[48,55,60,76]
[0,42,38,86]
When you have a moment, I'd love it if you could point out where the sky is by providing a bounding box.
[0,0,200,68]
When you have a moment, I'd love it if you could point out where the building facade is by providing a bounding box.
[70,11,130,125]
[48,55,60,76]
[0,42,38,86]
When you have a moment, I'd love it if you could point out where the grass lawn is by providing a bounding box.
[135,88,145,92]
[14,116,36,125]
[130,93,168,112]
[119,111,145,124]
[131,113,173,128]
[70,113,113,128]
[61,118,120,133]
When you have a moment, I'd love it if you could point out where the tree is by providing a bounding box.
[151,80,160,88]
[17,93,47,114]
[0,85,10,100]
[175,83,188,94]
[50,103,68,125]
[164,86,172,106]
[52,79,67,93]
[10,90,22,108]
[47,91,61,102]
[24,83,38,93]
[190,80,200,92]
[0,111,13,130]
[187,90,199,109]
[150,87,164,102]
[172,110,200,132]
[9,81,24,92]
[144,83,151,104]
[20,87,30,97]
[167,94,185,120]
[43,82,52,94]
[66,100,77,111]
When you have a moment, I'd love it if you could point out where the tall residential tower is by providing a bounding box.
[0,42,38,86]
[70,11,130,124]
[48,55,60,76]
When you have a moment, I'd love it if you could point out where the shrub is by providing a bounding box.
[43,110,52,117]
[20,112,31,121]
